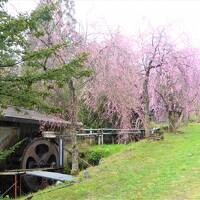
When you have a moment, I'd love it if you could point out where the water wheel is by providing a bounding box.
[21,138,59,192]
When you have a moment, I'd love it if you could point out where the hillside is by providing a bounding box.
[23,124,200,200]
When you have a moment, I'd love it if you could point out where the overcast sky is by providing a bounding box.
[6,0,200,47]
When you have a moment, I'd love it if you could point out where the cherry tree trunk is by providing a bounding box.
[168,111,177,132]
[143,71,151,137]
[183,110,189,125]
[168,110,184,132]
[68,79,79,175]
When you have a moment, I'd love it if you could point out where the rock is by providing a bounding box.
[56,181,62,185]
[83,169,90,178]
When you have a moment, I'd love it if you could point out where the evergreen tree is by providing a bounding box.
[0,0,91,161]
[0,0,90,112]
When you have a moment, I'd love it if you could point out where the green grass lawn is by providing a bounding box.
[22,123,200,200]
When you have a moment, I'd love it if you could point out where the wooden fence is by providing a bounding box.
[77,128,145,145]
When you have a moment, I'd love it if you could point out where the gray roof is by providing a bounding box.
[1,106,70,126]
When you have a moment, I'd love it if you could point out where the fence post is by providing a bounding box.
[112,135,114,144]
[98,134,101,145]
[89,128,92,144]
[101,129,104,145]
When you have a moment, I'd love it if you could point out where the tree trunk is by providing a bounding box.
[143,71,151,137]
[183,110,189,125]
[168,110,183,132]
[68,79,79,175]
[176,111,184,127]
[168,111,176,132]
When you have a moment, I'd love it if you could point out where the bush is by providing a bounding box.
[0,139,26,161]
[84,144,125,166]
[86,151,103,165]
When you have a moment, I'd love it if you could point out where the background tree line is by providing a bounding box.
[1,0,200,172]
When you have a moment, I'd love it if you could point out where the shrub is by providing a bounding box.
[86,151,103,165]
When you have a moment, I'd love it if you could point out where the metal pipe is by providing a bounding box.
[59,138,64,167]
[14,175,17,199]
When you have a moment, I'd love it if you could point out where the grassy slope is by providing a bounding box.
[24,123,200,200]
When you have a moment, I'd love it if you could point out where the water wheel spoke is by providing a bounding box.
[40,149,54,164]
[31,151,40,163]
